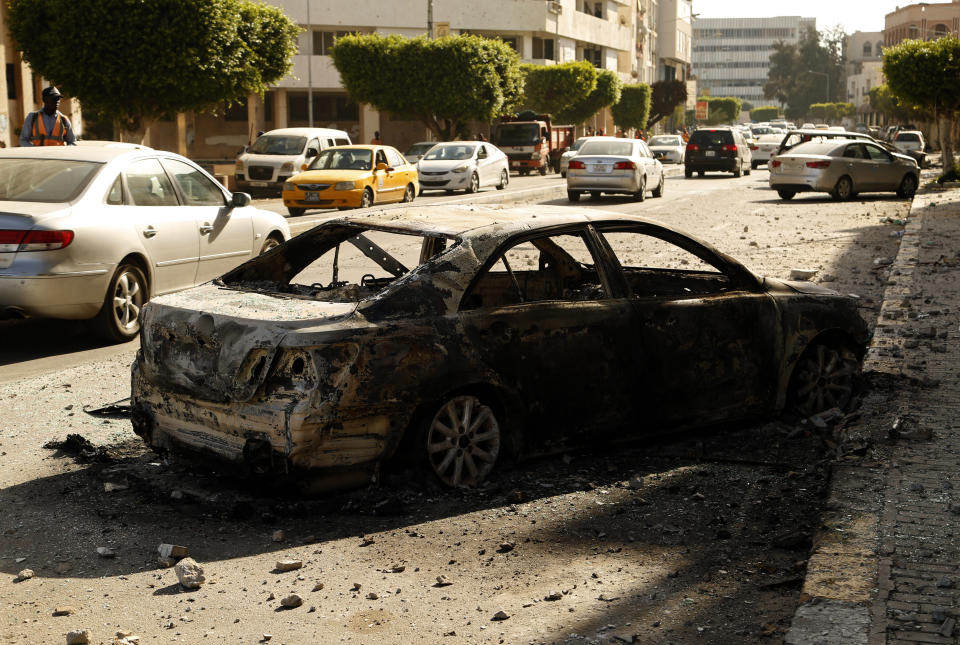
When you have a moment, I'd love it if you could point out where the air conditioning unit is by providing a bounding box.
[547,1,563,15]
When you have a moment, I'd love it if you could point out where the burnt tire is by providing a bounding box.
[422,394,502,487]
[897,174,918,199]
[831,176,854,201]
[787,342,861,418]
[96,263,147,343]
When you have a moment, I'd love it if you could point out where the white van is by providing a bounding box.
[235,127,351,192]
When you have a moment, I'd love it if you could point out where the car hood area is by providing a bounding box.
[417,159,474,172]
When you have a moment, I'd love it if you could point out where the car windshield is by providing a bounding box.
[496,123,540,146]
[648,136,681,146]
[896,133,921,142]
[248,135,307,155]
[221,223,456,304]
[579,141,634,156]
[691,130,732,146]
[309,149,373,171]
[0,159,101,202]
[406,143,435,156]
[751,127,773,135]
[423,145,475,161]
[784,142,843,156]
[570,138,589,151]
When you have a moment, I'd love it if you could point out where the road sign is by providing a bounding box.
[695,100,708,121]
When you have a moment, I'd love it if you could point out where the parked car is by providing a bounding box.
[403,141,436,164]
[750,133,783,169]
[647,134,685,164]
[769,139,920,201]
[559,137,591,178]
[776,129,876,155]
[130,205,868,489]
[235,127,351,193]
[566,137,664,201]
[892,130,926,160]
[684,127,753,178]
[417,141,509,193]
[0,146,290,342]
[281,145,419,216]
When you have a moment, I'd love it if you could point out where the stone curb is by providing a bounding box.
[785,174,953,645]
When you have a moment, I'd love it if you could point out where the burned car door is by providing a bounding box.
[458,227,638,450]
[595,225,781,428]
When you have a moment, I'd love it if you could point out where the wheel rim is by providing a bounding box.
[792,345,859,416]
[426,395,500,487]
[903,176,917,196]
[404,185,414,202]
[838,178,852,199]
[500,170,508,187]
[471,174,479,192]
[361,189,372,208]
[112,270,143,333]
[261,237,280,254]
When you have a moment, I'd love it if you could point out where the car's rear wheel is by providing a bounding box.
[685,167,692,178]
[560,171,567,179]
[423,394,502,487]
[538,164,547,176]
[751,161,759,170]
[96,263,147,343]
[567,190,581,202]
[788,342,861,417]
[287,207,305,217]
[777,189,796,200]
[467,173,480,194]
[832,176,854,201]
[652,173,664,198]
[897,174,918,199]
[634,175,647,202]
[733,162,742,178]
[698,170,705,177]
[496,169,508,190]
[360,187,374,208]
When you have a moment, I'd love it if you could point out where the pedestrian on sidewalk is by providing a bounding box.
[19,86,76,147]
[370,131,383,145]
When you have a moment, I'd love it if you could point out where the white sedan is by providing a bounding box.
[0,146,290,342]
[417,142,509,193]
[647,134,685,164]
[749,133,783,169]
[566,137,664,202]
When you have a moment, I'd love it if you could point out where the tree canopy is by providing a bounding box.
[8,0,299,136]
[646,80,687,128]
[554,69,622,124]
[610,84,652,131]
[698,96,742,124]
[763,25,843,117]
[750,106,781,122]
[521,62,597,116]
[332,34,523,141]
[884,36,960,170]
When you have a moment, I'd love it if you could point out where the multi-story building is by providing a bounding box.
[885,0,960,46]
[844,31,885,127]
[691,16,815,108]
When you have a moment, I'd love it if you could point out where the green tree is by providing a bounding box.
[700,97,742,124]
[884,36,960,170]
[763,25,843,117]
[610,84,652,131]
[331,34,523,141]
[646,80,687,128]
[870,84,929,123]
[8,0,299,139]
[751,106,781,122]
[554,69,622,124]
[521,62,597,115]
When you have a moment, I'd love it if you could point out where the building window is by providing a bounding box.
[498,36,519,53]
[582,46,602,67]
[289,94,359,123]
[863,42,872,57]
[5,64,15,100]
[532,37,555,60]
[934,23,949,38]
[223,98,247,122]
[579,1,602,18]
[909,24,918,39]
[311,29,369,55]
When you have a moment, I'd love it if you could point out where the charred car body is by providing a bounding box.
[131,205,868,488]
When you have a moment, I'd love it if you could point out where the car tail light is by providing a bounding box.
[805,160,831,169]
[770,160,782,168]
[686,144,700,151]
[613,161,636,170]
[722,144,738,152]
[750,145,758,150]
[568,160,585,169]
[0,229,73,252]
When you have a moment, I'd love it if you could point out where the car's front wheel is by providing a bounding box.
[287,207,305,217]
[787,342,861,417]
[897,174,918,199]
[777,189,796,200]
[652,173,664,198]
[467,173,480,194]
[360,187,374,208]
[96,263,147,343]
[401,183,416,203]
[423,394,502,487]
[259,235,282,254]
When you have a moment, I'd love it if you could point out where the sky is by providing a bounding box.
[693,0,910,35]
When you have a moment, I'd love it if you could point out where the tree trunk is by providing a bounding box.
[941,113,955,172]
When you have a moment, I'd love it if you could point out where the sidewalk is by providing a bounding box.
[787,177,960,644]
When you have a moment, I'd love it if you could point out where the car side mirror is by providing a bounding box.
[376,162,390,171]
[306,148,318,158]
[301,163,308,171]
[231,192,251,208]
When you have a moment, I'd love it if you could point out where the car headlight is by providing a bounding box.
[334,181,357,190]
[531,152,541,160]
[280,162,294,172]
[282,181,296,191]
[451,165,469,173]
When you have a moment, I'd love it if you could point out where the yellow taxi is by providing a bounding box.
[282,145,419,216]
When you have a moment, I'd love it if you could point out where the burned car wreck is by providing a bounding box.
[131,205,868,488]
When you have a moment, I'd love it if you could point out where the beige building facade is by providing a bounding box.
[844,31,885,126]
[885,0,960,46]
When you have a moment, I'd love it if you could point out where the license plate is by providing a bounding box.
[305,192,320,202]
[705,151,716,157]
[250,181,268,187]
[590,164,611,173]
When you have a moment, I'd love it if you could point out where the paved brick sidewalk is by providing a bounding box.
[787,182,960,644]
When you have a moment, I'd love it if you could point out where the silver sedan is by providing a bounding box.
[566,137,664,202]
[647,134,685,164]
[0,146,290,342]
[769,139,919,201]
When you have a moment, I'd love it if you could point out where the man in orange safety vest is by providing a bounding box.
[19,86,77,146]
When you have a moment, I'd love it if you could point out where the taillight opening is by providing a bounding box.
[771,160,782,168]
[805,160,831,169]
[686,144,700,151]
[568,160,585,169]
[0,229,73,252]
[722,144,738,152]
[613,161,636,170]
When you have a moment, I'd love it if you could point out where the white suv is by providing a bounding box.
[235,127,351,192]
[893,131,927,168]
